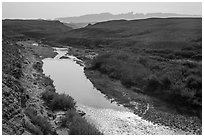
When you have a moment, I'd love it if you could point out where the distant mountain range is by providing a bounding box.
[56,12,201,28]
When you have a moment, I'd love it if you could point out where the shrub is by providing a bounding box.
[32,115,53,135]
[60,110,102,135]
[24,121,43,135]
[174,50,195,59]
[69,117,102,135]
[91,52,149,88]
[41,91,76,111]
[33,61,43,72]
[90,53,111,70]
[50,94,76,111]
[145,75,162,93]
[70,116,102,135]
[137,56,148,67]
[61,109,77,127]
[182,61,198,69]
[43,76,54,87]
[41,90,57,104]
[160,75,171,90]
[121,75,133,88]
[24,107,53,135]
[12,68,22,79]
[116,53,129,61]
[186,75,201,90]
[180,88,196,99]
[25,107,38,118]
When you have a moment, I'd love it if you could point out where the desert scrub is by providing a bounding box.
[24,121,43,135]
[90,51,150,88]
[61,109,102,135]
[41,90,76,111]
[2,41,23,79]
[33,61,43,72]
[90,50,201,118]
[24,107,54,135]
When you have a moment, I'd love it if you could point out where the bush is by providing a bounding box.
[186,75,201,90]
[180,88,196,99]
[61,109,77,127]
[69,117,102,135]
[41,90,57,104]
[24,107,53,135]
[32,115,53,135]
[60,109,102,135]
[137,56,148,67]
[50,94,75,111]
[24,121,43,135]
[12,68,22,79]
[160,75,171,90]
[33,61,43,72]
[43,76,54,87]
[60,110,102,135]
[145,75,162,93]
[121,75,133,88]
[91,52,149,88]
[41,91,76,111]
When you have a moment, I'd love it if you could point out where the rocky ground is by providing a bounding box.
[3,40,69,134]
[2,39,29,135]
[78,104,192,135]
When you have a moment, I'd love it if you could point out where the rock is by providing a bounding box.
[59,56,70,59]
[76,109,86,116]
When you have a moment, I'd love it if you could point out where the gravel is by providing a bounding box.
[77,104,192,135]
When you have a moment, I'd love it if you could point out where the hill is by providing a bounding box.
[2,19,72,40]
[57,18,202,49]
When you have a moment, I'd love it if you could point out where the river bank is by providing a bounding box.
[3,39,57,134]
[67,46,202,135]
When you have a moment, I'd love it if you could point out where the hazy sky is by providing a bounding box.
[2,2,202,19]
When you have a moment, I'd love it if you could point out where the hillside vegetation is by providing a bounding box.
[57,18,201,49]
[2,38,28,134]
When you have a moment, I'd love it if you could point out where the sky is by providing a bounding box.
[2,2,202,19]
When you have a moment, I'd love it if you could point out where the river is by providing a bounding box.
[42,48,188,135]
